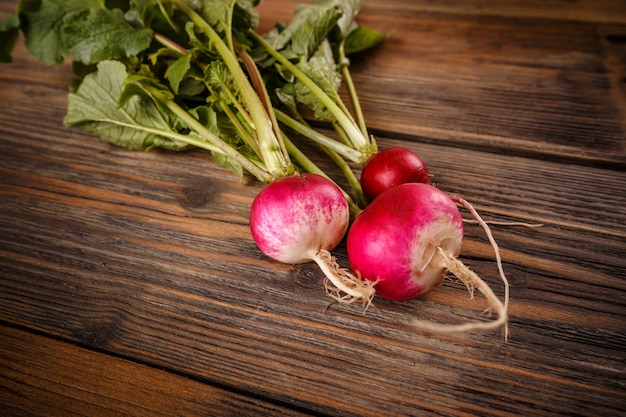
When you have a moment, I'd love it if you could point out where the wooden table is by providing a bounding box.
[1,1,625,415]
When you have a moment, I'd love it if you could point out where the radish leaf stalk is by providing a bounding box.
[252,31,373,162]
[250,0,385,162]
[171,0,292,179]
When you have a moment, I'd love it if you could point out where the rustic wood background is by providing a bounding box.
[1,0,625,415]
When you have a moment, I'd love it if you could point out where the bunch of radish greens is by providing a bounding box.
[1,0,509,338]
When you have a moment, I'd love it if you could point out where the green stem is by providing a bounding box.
[216,78,256,131]
[172,0,291,179]
[341,66,367,138]
[339,43,370,141]
[236,43,290,163]
[250,31,371,156]
[322,148,368,210]
[332,119,354,147]
[218,101,261,157]
[274,109,364,163]
[146,85,272,182]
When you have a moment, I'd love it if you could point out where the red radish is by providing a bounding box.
[360,147,430,202]
[346,183,509,335]
[348,183,462,301]
[250,173,376,303]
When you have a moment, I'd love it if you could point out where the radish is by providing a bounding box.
[346,183,509,335]
[250,173,376,304]
[360,147,430,202]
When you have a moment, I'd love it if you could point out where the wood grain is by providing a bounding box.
[256,0,626,167]
[1,94,624,415]
[1,0,626,416]
[0,325,315,416]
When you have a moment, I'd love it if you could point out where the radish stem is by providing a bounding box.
[172,0,292,179]
[275,109,363,163]
[249,31,373,160]
[146,84,272,182]
[339,42,369,140]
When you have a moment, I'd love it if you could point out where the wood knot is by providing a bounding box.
[180,182,221,210]
[79,319,119,348]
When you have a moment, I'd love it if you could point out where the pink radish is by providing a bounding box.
[346,183,509,335]
[360,147,430,202]
[250,173,376,303]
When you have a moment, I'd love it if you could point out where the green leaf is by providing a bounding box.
[17,0,100,64]
[183,21,218,61]
[203,60,240,105]
[62,8,153,65]
[188,105,221,137]
[289,41,341,120]
[344,24,386,56]
[314,0,360,38]
[0,13,20,63]
[231,0,259,32]
[271,2,342,58]
[165,52,192,94]
[212,148,244,178]
[127,0,178,36]
[187,105,245,179]
[129,0,149,21]
[191,105,245,178]
[16,0,153,65]
[64,60,188,151]
[188,0,259,37]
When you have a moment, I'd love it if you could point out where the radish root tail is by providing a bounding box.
[408,248,508,338]
[453,194,510,335]
[313,249,376,309]
[410,196,510,340]
[463,219,543,228]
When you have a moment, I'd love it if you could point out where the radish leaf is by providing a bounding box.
[0,13,19,62]
[344,25,387,56]
[62,8,153,65]
[289,43,341,120]
[165,52,193,94]
[17,0,99,64]
[64,60,189,151]
[270,2,342,58]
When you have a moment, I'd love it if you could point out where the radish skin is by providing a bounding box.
[360,147,430,202]
[348,183,463,301]
[346,183,509,336]
[250,174,376,303]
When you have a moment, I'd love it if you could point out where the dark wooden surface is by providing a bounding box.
[1,1,625,416]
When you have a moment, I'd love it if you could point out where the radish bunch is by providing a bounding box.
[250,146,509,337]
[2,0,508,338]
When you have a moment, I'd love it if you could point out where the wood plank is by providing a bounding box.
[1,113,624,415]
[351,11,626,167]
[255,0,626,26]
[1,1,626,416]
[364,0,626,24]
[0,325,314,417]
